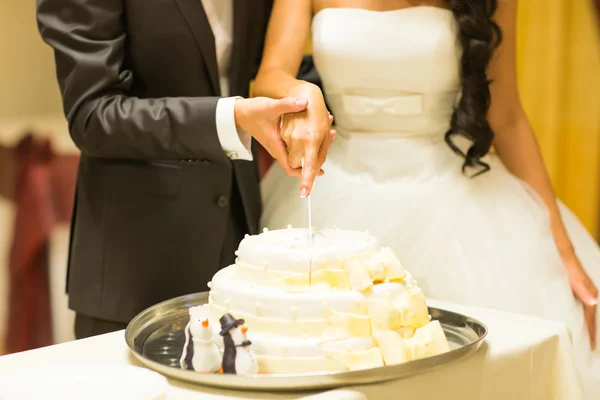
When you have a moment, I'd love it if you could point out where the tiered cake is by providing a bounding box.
[191,227,449,374]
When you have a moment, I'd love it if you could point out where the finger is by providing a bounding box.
[287,138,304,169]
[300,140,320,197]
[273,97,308,116]
[280,116,292,144]
[584,303,597,350]
[271,137,301,178]
[328,114,334,125]
[327,129,336,151]
[317,130,332,167]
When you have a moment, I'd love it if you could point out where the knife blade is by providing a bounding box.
[301,157,313,287]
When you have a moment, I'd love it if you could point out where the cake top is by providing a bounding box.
[232,227,407,293]
[236,227,379,271]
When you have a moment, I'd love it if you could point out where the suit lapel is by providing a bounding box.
[173,0,220,95]
[229,0,252,95]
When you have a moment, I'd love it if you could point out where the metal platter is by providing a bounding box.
[125,292,487,391]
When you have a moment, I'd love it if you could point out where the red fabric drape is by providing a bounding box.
[6,135,55,353]
[5,133,77,353]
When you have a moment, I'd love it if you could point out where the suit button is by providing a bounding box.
[217,195,229,208]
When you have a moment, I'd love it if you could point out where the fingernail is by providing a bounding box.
[295,98,307,107]
[300,188,307,198]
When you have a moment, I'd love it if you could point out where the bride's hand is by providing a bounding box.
[281,83,336,197]
[562,252,598,350]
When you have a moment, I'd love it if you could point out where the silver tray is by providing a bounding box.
[125,292,486,391]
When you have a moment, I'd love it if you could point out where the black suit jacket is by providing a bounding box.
[37,0,273,322]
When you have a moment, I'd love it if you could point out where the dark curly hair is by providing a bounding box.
[445,0,502,177]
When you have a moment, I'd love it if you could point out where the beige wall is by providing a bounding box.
[0,1,63,121]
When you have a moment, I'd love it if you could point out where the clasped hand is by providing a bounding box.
[280,83,335,197]
[233,83,334,197]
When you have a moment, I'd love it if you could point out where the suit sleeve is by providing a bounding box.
[36,0,226,161]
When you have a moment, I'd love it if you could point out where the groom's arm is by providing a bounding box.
[36,0,241,162]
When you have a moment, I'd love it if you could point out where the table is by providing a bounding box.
[0,301,586,400]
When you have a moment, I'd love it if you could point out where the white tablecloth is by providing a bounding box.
[0,301,586,400]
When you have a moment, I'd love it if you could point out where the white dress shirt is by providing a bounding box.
[201,0,253,161]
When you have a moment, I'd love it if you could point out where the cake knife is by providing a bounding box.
[301,157,313,287]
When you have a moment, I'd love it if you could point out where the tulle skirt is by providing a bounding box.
[260,131,600,397]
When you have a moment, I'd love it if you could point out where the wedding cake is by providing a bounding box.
[185,227,450,374]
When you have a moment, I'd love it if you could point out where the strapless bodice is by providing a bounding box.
[312,7,461,138]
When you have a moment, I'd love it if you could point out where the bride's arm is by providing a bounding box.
[254,0,333,196]
[254,0,315,100]
[489,0,597,346]
[488,1,569,254]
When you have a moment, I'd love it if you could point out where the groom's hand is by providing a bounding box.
[234,97,310,178]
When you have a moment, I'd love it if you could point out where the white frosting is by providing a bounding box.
[199,228,449,374]
[236,228,378,275]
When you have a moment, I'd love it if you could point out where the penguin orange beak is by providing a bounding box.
[241,326,248,334]
[202,319,209,327]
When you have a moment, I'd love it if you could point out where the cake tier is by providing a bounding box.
[236,228,379,287]
[198,228,450,374]
[235,228,407,292]
[206,265,448,373]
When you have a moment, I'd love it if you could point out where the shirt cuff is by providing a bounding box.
[215,96,253,161]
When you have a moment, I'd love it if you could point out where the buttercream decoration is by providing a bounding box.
[219,313,259,375]
[392,287,429,328]
[396,326,416,339]
[344,256,373,292]
[244,234,249,238]
[367,258,386,282]
[355,300,369,314]
[263,227,269,233]
[287,224,293,229]
[281,273,310,291]
[180,318,222,373]
[365,230,370,235]
[374,331,411,365]
[235,250,239,256]
[311,268,351,290]
[368,298,402,333]
[407,321,450,360]
[207,281,212,288]
[321,308,371,342]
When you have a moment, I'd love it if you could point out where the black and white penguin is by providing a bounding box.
[219,313,259,375]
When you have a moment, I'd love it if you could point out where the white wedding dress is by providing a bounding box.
[260,6,600,396]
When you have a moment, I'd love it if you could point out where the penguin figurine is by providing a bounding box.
[219,313,259,375]
[179,317,222,373]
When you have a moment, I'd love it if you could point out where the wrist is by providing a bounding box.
[551,223,576,260]
[289,81,322,101]
[233,98,250,133]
